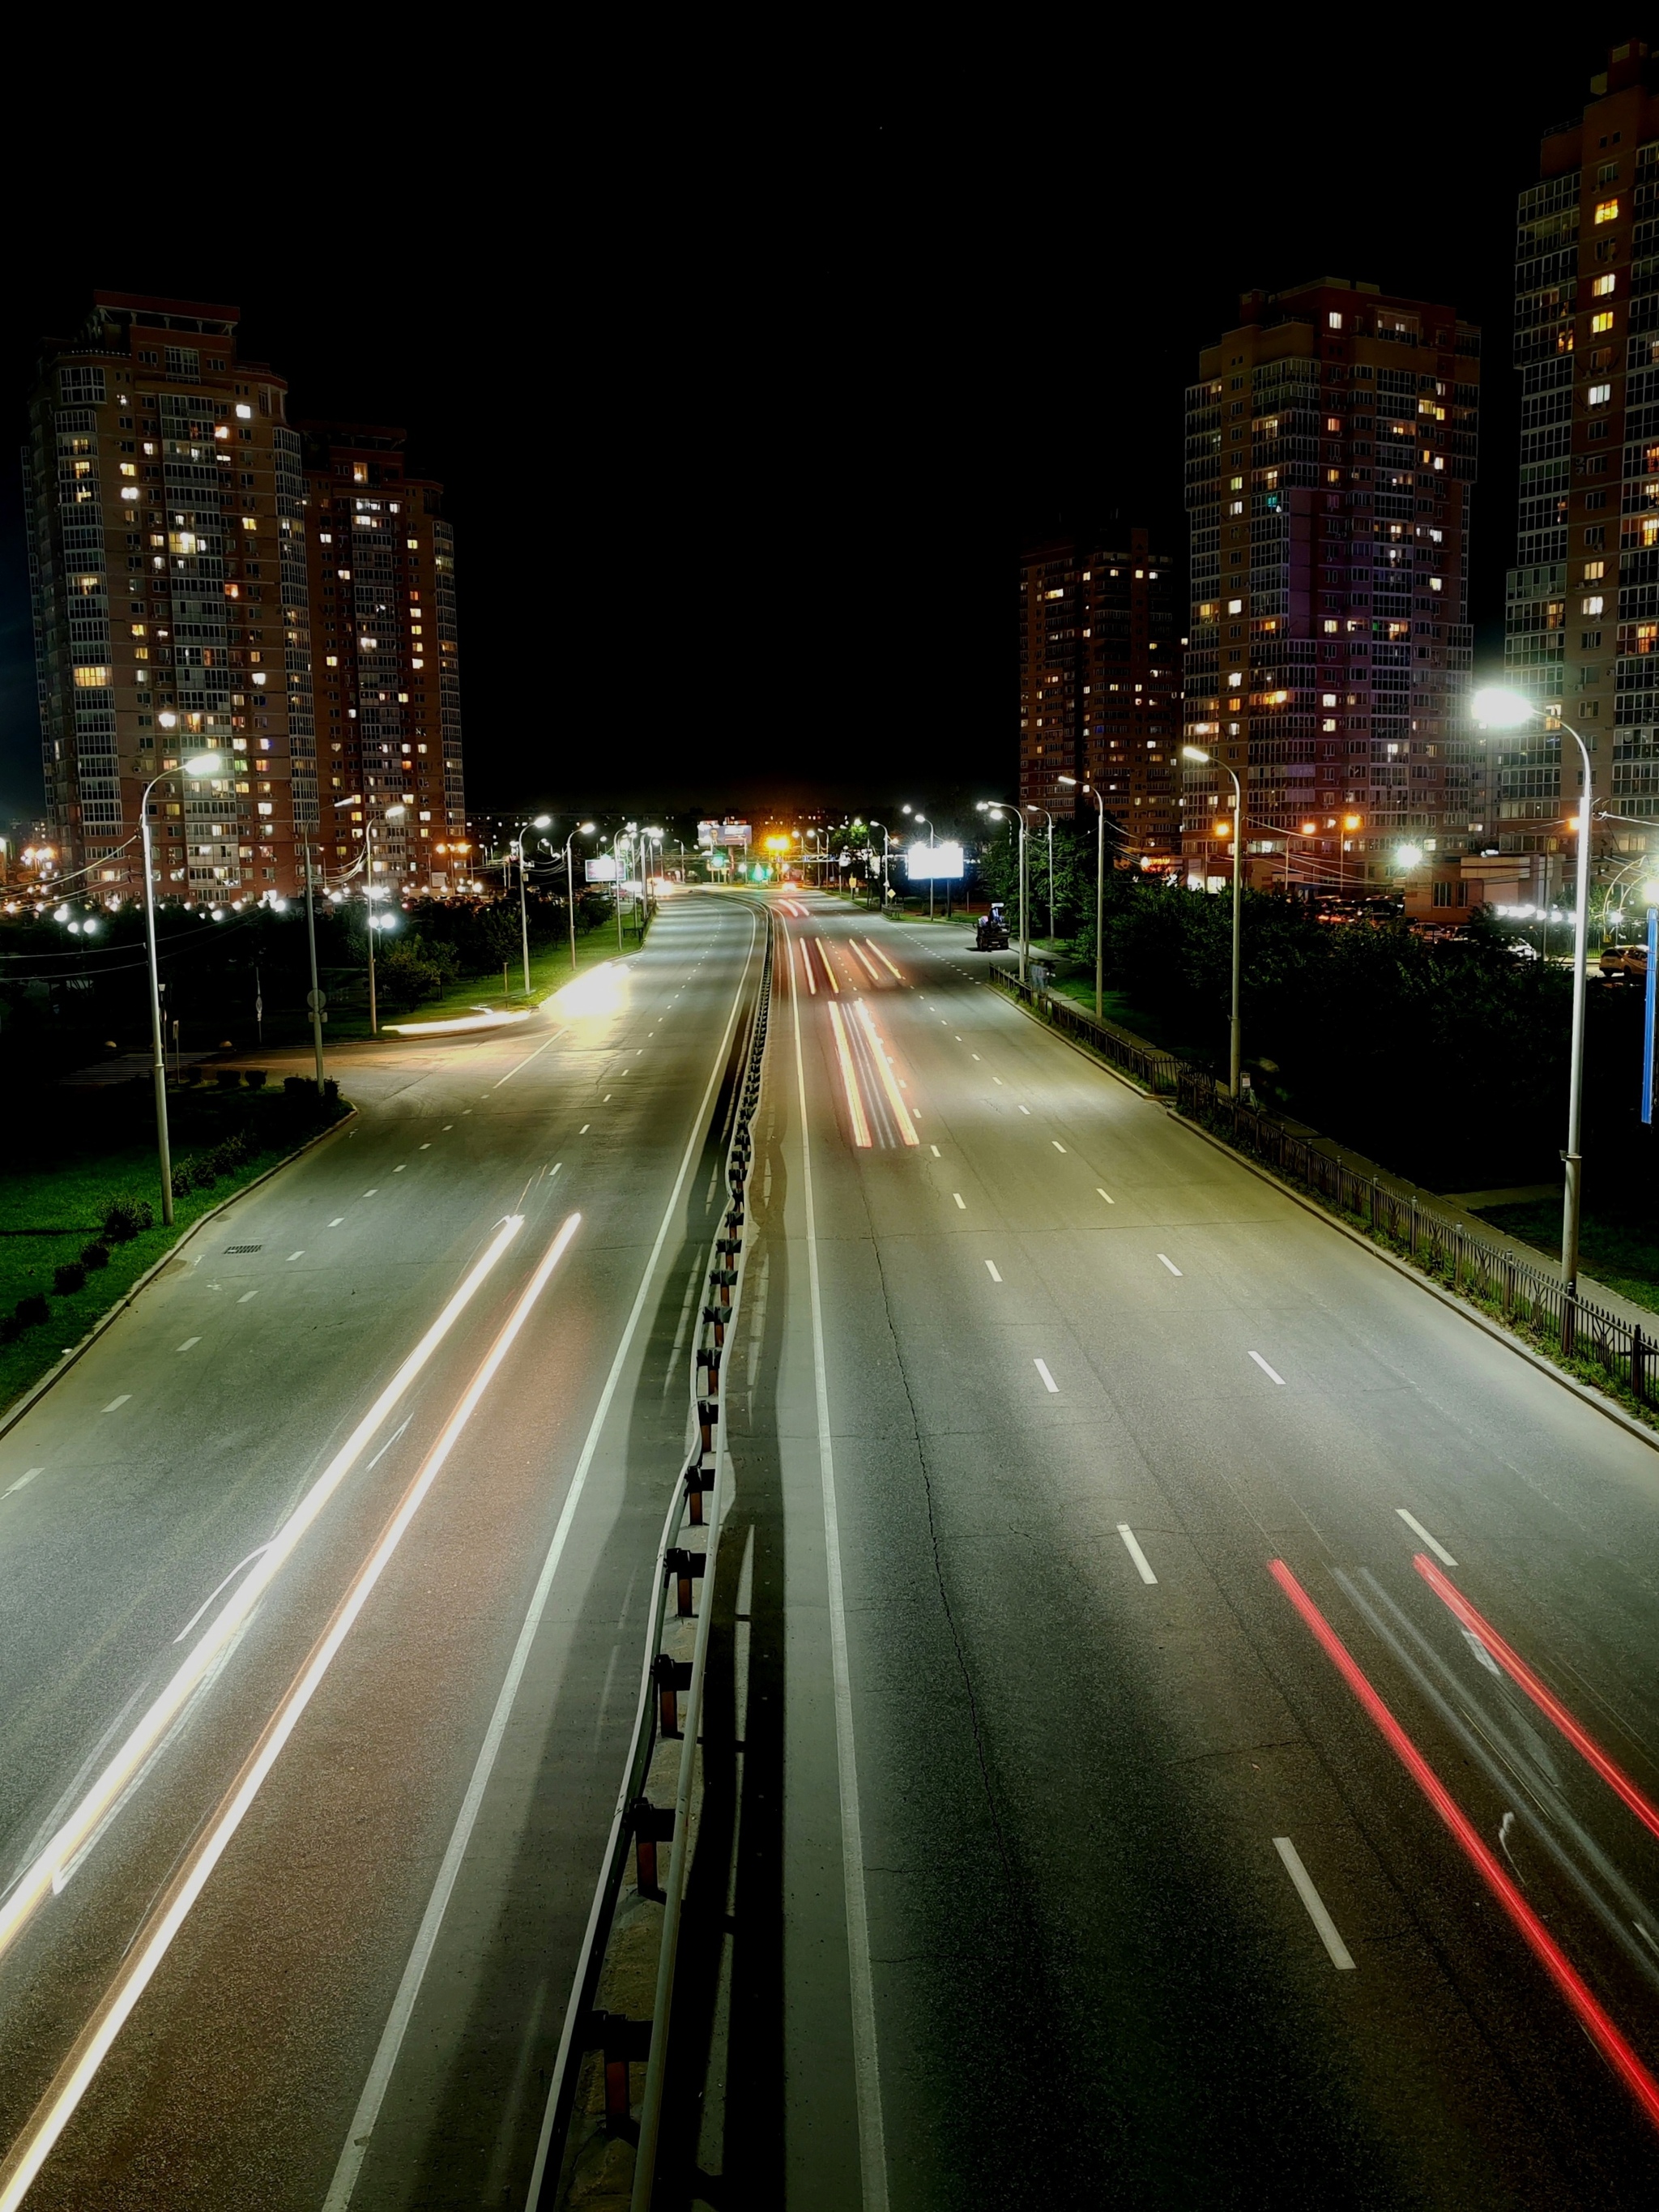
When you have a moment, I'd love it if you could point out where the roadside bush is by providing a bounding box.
[172,1164,194,1197]
[53,1261,86,1296]
[215,1069,241,1091]
[190,1159,219,1190]
[284,1075,313,1098]
[15,1294,48,1330]
[79,1242,109,1270]
[243,1070,267,1090]
[101,1197,155,1243]
[0,1316,19,1345]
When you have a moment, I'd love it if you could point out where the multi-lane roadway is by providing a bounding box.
[7,880,1659,2211]
[675,889,1659,2212]
[0,895,763,2210]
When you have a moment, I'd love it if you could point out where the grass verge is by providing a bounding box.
[1476,1200,1659,1322]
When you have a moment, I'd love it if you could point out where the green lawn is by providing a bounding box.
[1478,1201,1659,1318]
[379,921,645,1030]
[1047,975,1209,1057]
[0,1100,348,1414]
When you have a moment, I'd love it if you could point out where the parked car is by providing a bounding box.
[975,903,1010,952]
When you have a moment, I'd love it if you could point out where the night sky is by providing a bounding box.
[0,29,1632,831]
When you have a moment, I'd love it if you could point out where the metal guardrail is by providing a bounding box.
[986,964,1184,1095]
[1178,1070,1659,1400]
[531,912,774,2210]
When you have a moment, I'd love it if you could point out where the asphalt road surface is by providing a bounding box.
[674,890,1659,2212]
[0,892,762,2211]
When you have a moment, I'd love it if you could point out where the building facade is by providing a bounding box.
[1503,40,1659,865]
[1017,530,1180,865]
[301,426,465,893]
[22,292,318,900]
[1181,278,1479,891]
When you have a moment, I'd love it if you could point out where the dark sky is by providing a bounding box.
[0,28,1635,835]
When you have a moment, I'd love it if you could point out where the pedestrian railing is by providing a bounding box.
[531,913,774,2210]
[1176,1070,1658,1404]
[986,963,1185,1095]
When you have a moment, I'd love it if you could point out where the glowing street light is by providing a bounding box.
[565,821,595,974]
[977,801,1028,984]
[1183,745,1244,1096]
[1059,774,1109,1021]
[1472,683,1596,1300]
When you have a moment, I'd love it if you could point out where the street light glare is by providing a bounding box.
[1470,685,1534,729]
[1644,880,1659,907]
[579,821,595,834]
[531,813,552,830]
[1398,843,1424,868]
[1181,745,1211,763]
[182,754,220,776]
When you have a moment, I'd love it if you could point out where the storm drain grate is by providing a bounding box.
[224,1245,262,1254]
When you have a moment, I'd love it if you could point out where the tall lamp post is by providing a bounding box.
[332,796,404,1037]
[865,821,890,910]
[513,812,552,996]
[1059,775,1107,1022]
[301,839,326,1091]
[564,820,595,976]
[1182,746,1243,1097]
[977,801,1029,984]
[1472,685,1597,1298]
[141,751,221,1225]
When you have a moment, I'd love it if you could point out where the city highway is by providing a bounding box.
[682,889,1659,2211]
[0,892,762,2210]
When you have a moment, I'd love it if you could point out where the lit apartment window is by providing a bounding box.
[1583,595,1606,615]
[1589,382,1612,405]
[1584,559,1606,579]
[1593,274,1617,297]
[1328,311,1342,329]
[1596,199,1620,224]
[1593,311,1616,332]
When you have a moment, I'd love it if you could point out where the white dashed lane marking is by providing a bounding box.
[1158,1253,1183,1277]
[1249,1352,1286,1385]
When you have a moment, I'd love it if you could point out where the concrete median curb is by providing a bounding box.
[0,1104,358,1448]
[1168,1107,1659,1460]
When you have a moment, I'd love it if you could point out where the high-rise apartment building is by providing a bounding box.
[1182,279,1479,889]
[301,426,465,892]
[1503,40,1659,860]
[1017,530,1180,865]
[22,292,317,899]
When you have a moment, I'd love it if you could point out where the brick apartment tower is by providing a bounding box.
[301,426,465,892]
[1503,39,1659,863]
[22,293,318,899]
[1181,279,1480,889]
[1017,531,1180,863]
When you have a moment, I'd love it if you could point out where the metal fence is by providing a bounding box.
[987,965,1184,1095]
[532,912,774,2210]
[1176,1070,1658,1403]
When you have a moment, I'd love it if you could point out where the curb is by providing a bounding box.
[1166,1108,1659,1459]
[0,1104,358,1447]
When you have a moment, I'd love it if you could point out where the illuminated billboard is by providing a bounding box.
[905,840,965,882]
[697,819,753,850]
[585,856,619,882]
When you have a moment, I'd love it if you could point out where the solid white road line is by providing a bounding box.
[1116,1524,1158,1585]
[1273,1836,1356,1971]
[953,1193,966,1210]
[985,1261,1002,1283]
[1034,1359,1059,1393]
[492,1027,569,1089]
[647,900,894,2212]
[1096,1188,1114,1204]
[1157,1254,1182,1277]
[3,1471,41,1497]
[1248,1352,1286,1386]
[1395,1507,1456,1567]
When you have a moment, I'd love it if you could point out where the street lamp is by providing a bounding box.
[140,750,220,1225]
[866,821,890,909]
[904,807,938,920]
[565,821,595,976]
[1472,684,1597,1297]
[512,812,552,997]
[1059,775,1107,1022]
[977,801,1029,984]
[1182,745,1244,1098]
[331,796,405,1036]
